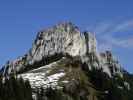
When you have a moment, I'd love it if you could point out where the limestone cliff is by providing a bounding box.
[1,22,122,78]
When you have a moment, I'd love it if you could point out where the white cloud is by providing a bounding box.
[88,19,133,51]
[98,34,133,51]
[88,19,133,35]
[111,37,133,48]
[111,20,133,33]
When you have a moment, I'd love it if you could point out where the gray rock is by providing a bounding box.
[1,22,122,78]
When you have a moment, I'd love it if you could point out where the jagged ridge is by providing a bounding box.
[1,22,122,77]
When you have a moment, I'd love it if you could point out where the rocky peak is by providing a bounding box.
[1,22,122,78]
[27,22,96,64]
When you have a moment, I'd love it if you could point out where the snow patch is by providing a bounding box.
[20,72,65,89]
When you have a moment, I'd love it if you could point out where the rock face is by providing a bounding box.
[1,22,97,75]
[26,22,98,65]
[1,22,122,78]
[0,22,127,100]
[99,51,122,77]
[27,22,87,63]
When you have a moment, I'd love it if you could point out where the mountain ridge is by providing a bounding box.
[0,22,122,77]
[1,22,132,100]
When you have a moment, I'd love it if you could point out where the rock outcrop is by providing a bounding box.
[1,22,122,78]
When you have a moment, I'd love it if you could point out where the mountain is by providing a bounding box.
[0,22,133,100]
[1,22,121,77]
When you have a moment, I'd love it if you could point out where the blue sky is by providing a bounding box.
[0,0,133,73]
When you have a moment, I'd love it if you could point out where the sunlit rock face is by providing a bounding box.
[1,22,122,78]
[27,22,89,64]
[26,22,98,65]
[99,51,123,77]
